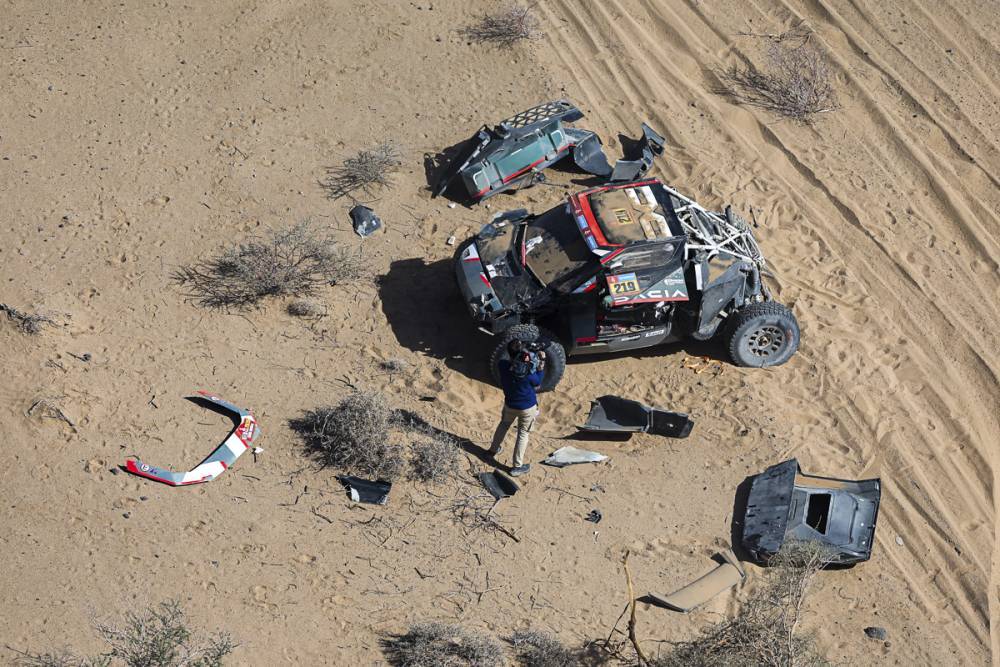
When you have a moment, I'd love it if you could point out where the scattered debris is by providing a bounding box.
[581,395,694,438]
[433,99,667,203]
[337,475,392,505]
[895,535,904,546]
[25,396,77,432]
[608,123,666,182]
[433,100,588,202]
[864,626,888,641]
[541,445,608,467]
[478,470,520,500]
[125,391,260,486]
[741,459,881,564]
[682,354,724,375]
[648,549,746,613]
[585,509,603,524]
[349,204,382,237]
[1,302,56,335]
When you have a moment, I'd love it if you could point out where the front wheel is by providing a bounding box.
[490,324,567,392]
[724,302,800,367]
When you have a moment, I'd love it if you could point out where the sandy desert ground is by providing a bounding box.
[1,0,998,665]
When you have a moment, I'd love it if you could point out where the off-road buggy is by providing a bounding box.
[454,179,800,390]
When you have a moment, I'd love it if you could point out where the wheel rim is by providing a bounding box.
[747,325,785,358]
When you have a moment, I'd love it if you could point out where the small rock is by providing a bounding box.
[139,496,149,501]
[864,626,887,641]
[122,512,131,519]
[446,235,456,246]
[447,202,456,208]
[81,352,92,362]
[895,536,904,546]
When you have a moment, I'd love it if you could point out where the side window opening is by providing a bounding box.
[805,493,832,534]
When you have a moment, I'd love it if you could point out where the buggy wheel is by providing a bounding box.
[490,324,566,392]
[725,302,800,367]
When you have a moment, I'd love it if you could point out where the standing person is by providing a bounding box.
[488,339,545,477]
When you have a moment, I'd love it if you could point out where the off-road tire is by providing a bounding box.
[490,324,566,392]
[725,301,800,367]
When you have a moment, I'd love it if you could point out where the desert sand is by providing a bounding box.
[1,0,997,665]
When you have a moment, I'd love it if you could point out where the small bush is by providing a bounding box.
[11,600,235,667]
[720,41,837,121]
[653,541,833,667]
[460,3,541,48]
[382,622,506,667]
[292,390,405,481]
[173,221,363,310]
[1,303,55,335]
[511,630,575,667]
[286,299,324,317]
[380,358,408,373]
[409,436,460,484]
[323,141,401,201]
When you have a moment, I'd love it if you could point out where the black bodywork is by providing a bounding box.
[741,459,881,565]
[581,395,693,438]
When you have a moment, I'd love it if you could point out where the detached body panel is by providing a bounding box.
[741,459,881,564]
[125,391,259,486]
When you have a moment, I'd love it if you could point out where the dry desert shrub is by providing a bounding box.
[651,541,833,667]
[286,298,324,317]
[721,41,837,121]
[11,600,235,667]
[381,622,506,667]
[1,302,56,335]
[322,141,401,200]
[292,390,406,481]
[173,221,363,309]
[460,3,541,48]
[380,357,408,373]
[511,630,576,667]
[408,435,460,484]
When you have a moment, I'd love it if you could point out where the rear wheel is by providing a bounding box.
[490,324,567,392]
[724,302,800,367]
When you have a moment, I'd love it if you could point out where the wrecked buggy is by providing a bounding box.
[454,179,800,390]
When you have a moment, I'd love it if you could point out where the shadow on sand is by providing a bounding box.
[379,256,495,386]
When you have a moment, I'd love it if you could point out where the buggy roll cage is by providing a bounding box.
[660,183,766,267]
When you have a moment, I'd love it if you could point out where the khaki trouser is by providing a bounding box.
[489,404,539,468]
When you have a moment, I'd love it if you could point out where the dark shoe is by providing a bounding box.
[509,464,530,477]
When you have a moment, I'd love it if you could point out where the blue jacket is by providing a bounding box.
[498,359,543,410]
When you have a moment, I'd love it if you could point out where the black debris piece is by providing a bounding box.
[741,459,881,565]
[337,475,392,505]
[581,395,693,438]
[349,205,382,237]
[478,470,520,500]
[585,509,602,524]
[864,627,888,641]
[609,123,666,182]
